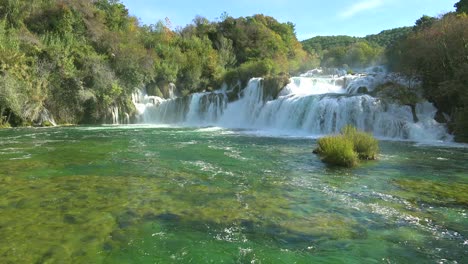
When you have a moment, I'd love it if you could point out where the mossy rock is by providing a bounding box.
[41,120,54,127]
[356,86,369,94]
[279,213,365,240]
[372,81,420,107]
[262,74,290,100]
[226,82,242,102]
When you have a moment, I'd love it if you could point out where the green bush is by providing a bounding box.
[341,125,379,160]
[316,136,358,167]
[0,120,11,128]
[315,125,379,167]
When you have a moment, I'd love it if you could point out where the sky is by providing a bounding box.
[120,0,456,40]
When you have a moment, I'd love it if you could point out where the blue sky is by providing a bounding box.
[120,0,456,40]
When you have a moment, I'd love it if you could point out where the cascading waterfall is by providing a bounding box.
[133,73,450,142]
[36,108,57,126]
[108,105,130,125]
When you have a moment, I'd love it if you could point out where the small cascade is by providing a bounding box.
[107,105,131,125]
[123,113,130,124]
[133,88,227,126]
[346,72,420,94]
[280,76,349,96]
[132,73,451,142]
[110,106,119,125]
[36,109,57,126]
[168,83,176,99]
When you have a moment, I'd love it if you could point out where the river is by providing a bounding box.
[0,126,466,263]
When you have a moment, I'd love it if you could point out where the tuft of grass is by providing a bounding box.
[316,135,358,167]
[315,125,379,167]
[341,125,379,160]
[0,122,12,128]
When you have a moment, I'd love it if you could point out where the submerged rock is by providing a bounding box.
[63,214,78,224]
[156,212,181,222]
[393,179,468,207]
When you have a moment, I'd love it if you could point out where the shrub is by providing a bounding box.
[341,125,379,160]
[315,125,379,167]
[0,120,11,128]
[316,135,358,167]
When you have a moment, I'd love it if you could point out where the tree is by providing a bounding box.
[455,0,468,13]
[387,13,468,142]
[414,15,437,31]
[0,0,315,127]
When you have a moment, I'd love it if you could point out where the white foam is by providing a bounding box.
[132,75,452,143]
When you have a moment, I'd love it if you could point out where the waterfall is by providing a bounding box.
[132,74,450,142]
[110,106,119,125]
[108,105,130,125]
[36,108,57,126]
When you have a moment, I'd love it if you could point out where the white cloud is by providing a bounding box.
[339,0,384,19]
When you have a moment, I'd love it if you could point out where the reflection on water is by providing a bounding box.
[0,126,467,263]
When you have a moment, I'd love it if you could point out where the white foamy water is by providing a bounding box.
[132,73,451,142]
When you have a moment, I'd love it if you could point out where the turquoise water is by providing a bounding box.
[0,126,467,263]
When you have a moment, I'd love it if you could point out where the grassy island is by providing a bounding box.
[314,125,379,167]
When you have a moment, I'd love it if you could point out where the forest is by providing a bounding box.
[0,0,467,142]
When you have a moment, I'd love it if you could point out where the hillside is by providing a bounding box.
[0,0,315,127]
[301,27,412,68]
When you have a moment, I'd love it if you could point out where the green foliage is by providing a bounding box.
[302,27,412,68]
[414,15,437,31]
[0,0,317,127]
[302,36,383,68]
[364,27,412,47]
[321,41,383,68]
[387,13,468,141]
[0,120,10,128]
[455,0,468,13]
[94,0,129,31]
[218,14,311,74]
[262,74,291,100]
[302,35,359,54]
[341,125,379,160]
[316,136,358,167]
[224,59,275,88]
[315,125,379,167]
[0,73,26,125]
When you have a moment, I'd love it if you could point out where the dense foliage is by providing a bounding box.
[315,125,379,167]
[386,8,468,142]
[316,135,358,167]
[455,0,468,13]
[301,27,411,68]
[364,27,412,47]
[0,0,315,126]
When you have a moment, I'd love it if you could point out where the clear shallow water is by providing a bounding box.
[0,126,467,263]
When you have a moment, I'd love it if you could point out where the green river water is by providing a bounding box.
[0,125,467,263]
